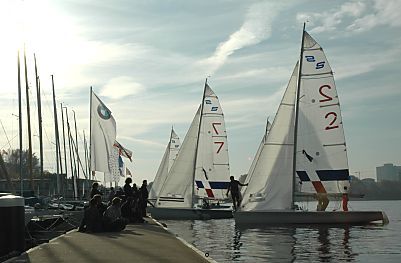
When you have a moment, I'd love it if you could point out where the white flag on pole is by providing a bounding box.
[90,90,117,182]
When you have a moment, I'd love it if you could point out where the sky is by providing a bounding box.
[0,0,400,185]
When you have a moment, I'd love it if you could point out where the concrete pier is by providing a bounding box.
[7,218,211,263]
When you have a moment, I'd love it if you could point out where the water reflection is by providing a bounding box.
[162,201,401,262]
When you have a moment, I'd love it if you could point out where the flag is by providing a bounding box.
[118,155,124,177]
[90,90,117,182]
[126,167,132,176]
[113,140,133,162]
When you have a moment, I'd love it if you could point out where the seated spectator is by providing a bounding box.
[78,198,103,233]
[103,197,127,232]
[93,194,107,215]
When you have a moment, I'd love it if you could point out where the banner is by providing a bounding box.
[90,90,116,182]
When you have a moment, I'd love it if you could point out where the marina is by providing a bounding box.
[0,0,400,262]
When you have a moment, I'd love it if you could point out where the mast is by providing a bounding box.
[73,110,80,181]
[61,103,68,196]
[34,54,44,180]
[65,108,77,199]
[191,79,208,207]
[17,51,23,195]
[24,47,34,192]
[291,23,306,209]
[51,75,61,195]
[89,86,92,180]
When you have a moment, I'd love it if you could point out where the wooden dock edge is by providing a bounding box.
[4,228,78,263]
[150,216,217,263]
[5,217,216,263]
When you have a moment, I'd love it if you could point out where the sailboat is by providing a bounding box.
[234,25,387,225]
[149,81,233,220]
[148,127,181,204]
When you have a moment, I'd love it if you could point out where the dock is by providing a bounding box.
[7,218,212,263]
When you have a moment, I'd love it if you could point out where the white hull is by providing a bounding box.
[234,210,387,225]
[149,207,233,220]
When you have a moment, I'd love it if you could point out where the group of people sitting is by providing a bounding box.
[78,178,149,233]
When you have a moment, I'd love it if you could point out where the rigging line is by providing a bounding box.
[0,119,12,149]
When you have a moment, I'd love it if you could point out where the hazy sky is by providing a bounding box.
[0,0,400,184]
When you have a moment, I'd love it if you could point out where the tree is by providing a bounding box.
[3,149,40,179]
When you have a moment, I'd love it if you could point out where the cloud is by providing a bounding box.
[297,0,401,34]
[100,77,145,99]
[347,0,401,32]
[198,2,287,74]
[297,1,366,33]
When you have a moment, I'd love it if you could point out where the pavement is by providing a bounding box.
[7,218,211,263]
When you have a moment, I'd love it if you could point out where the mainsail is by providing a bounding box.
[157,107,201,208]
[195,84,230,200]
[149,128,181,201]
[90,90,117,182]
[241,63,298,211]
[296,31,350,195]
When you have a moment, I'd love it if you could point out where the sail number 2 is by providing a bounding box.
[319,84,339,130]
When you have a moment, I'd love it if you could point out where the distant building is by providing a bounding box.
[376,163,401,182]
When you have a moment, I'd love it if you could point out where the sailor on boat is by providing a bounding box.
[226,176,248,211]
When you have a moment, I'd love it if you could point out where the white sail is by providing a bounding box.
[169,129,181,170]
[90,91,117,182]
[149,128,181,200]
[296,31,350,195]
[156,107,201,208]
[241,63,298,211]
[195,84,230,200]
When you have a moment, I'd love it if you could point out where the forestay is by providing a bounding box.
[195,84,230,200]
[241,63,298,211]
[149,128,181,200]
[296,32,350,195]
[157,107,200,208]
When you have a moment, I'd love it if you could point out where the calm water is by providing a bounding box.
[163,201,401,262]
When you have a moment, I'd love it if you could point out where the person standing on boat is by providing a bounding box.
[90,182,102,199]
[226,176,248,211]
[342,186,349,212]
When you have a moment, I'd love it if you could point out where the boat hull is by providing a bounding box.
[148,207,233,220]
[234,210,387,225]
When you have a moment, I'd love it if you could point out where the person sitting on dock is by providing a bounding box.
[108,187,116,205]
[103,197,127,232]
[78,197,103,233]
[226,176,248,211]
[90,182,102,199]
[93,194,107,215]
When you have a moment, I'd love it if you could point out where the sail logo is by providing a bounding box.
[305,55,325,69]
[205,99,212,104]
[211,106,218,111]
[316,61,325,69]
[305,55,315,62]
[97,104,112,120]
